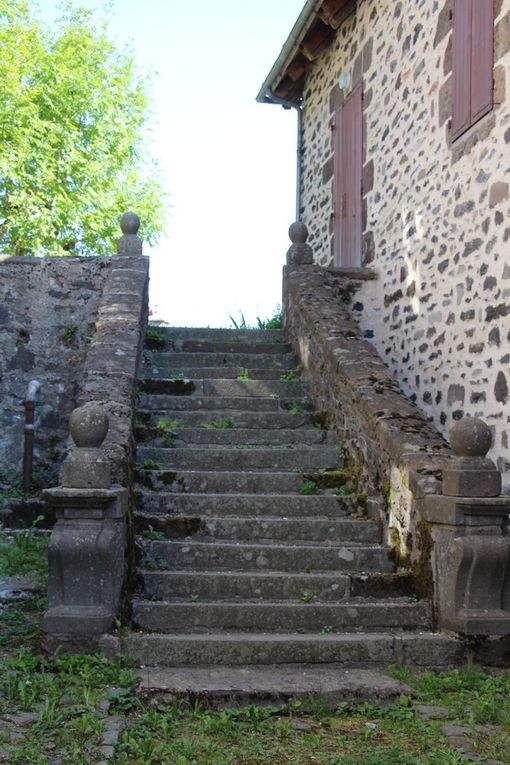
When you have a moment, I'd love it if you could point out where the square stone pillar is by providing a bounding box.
[43,403,128,642]
[420,418,510,635]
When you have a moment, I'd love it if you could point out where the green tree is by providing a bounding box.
[0,0,165,256]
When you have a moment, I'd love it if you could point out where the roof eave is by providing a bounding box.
[256,0,324,105]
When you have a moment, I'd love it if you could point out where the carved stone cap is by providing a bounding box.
[117,212,143,255]
[61,404,111,489]
[450,417,492,458]
[443,417,501,498]
[286,221,313,265]
[69,404,109,449]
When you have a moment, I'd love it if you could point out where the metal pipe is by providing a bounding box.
[23,380,40,496]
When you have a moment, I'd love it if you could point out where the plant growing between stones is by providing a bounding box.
[143,525,165,541]
[297,480,322,495]
[138,459,161,471]
[61,324,78,346]
[203,417,235,430]
[236,370,250,380]
[301,591,318,603]
[156,417,179,448]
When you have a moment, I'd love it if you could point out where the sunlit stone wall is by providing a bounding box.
[300,0,510,485]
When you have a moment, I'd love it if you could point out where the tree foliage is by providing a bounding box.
[0,0,165,256]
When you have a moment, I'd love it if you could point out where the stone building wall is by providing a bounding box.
[0,257,111,486]
[299,0,510,487]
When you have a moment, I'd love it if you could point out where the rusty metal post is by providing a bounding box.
[23,380,40,495]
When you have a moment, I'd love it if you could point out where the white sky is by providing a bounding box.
[36,0,304,327]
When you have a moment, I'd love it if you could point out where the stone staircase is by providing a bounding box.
[122,326,462,700]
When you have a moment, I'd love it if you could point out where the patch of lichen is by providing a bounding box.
[389,526,410,569]
[305,469,351,490]
[409,520,434,601]
[340,445,365,492]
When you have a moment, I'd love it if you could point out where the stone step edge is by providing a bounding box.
[139,539,386,551]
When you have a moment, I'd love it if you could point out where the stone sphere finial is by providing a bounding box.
[120,212,140,236]
[450,417,492,458]
[69,404,109,449]
[289,221,309,245]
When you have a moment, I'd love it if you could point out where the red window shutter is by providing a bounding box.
[452,0,473,140]
[470,0,494,123]
[452,0,494,140]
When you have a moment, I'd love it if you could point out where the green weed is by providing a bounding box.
[203,417,235,429]
[298,480,321,495]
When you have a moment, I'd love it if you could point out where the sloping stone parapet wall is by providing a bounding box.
[73,255,150,487]
[283,264,452,564]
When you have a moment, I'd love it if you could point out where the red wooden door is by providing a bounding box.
[333,85,362,267]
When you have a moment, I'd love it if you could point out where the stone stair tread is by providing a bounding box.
[135,482,358,505]
[135,663,411,708]
[169,340,293,354]
[136,410,311,428]
[132,598,431,632]
[148,326,284,340]
[139,539,393,573]
[143,353,298,369]
[136,446,340,471]
[139,395,304,412]
[141,570,415,602]
[136,427,335,447]
[140,538,385,551]
[142,367,301,380]
[122,630,464,668]
[140,378,308,397]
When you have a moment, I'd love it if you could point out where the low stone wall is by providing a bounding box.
[0,257,111,487]
[0,252,149,493]
[283,264,452,566]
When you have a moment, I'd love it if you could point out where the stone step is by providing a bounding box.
[142,366,301,381]
[168,340,293,355]
[132,599,432,633]
[135,513,381,544]
[139,395,298,412]
[122,631,465,668]
[135,664,412,709]
[136,446,340,472]
[142,352,298,370]
[150,327,285,343]
[136,492,358,518]
[136,410,311,430]
[139,539,393,573]
[141,570,415,602]
[136,426,336,448]
[139,378,308,399]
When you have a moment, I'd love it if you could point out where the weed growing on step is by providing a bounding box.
[297,480,322,495]
[143,525,165,541]
[256,307,282,330]
[280,370,301,381]
[139,554,170,571]
[236,370,250,380]
[189,594,200,603]
[203,417,235,430]
[301,591,318,603]
[138,459,161,471]
[320,624,333,634]
[156,418,179,448]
